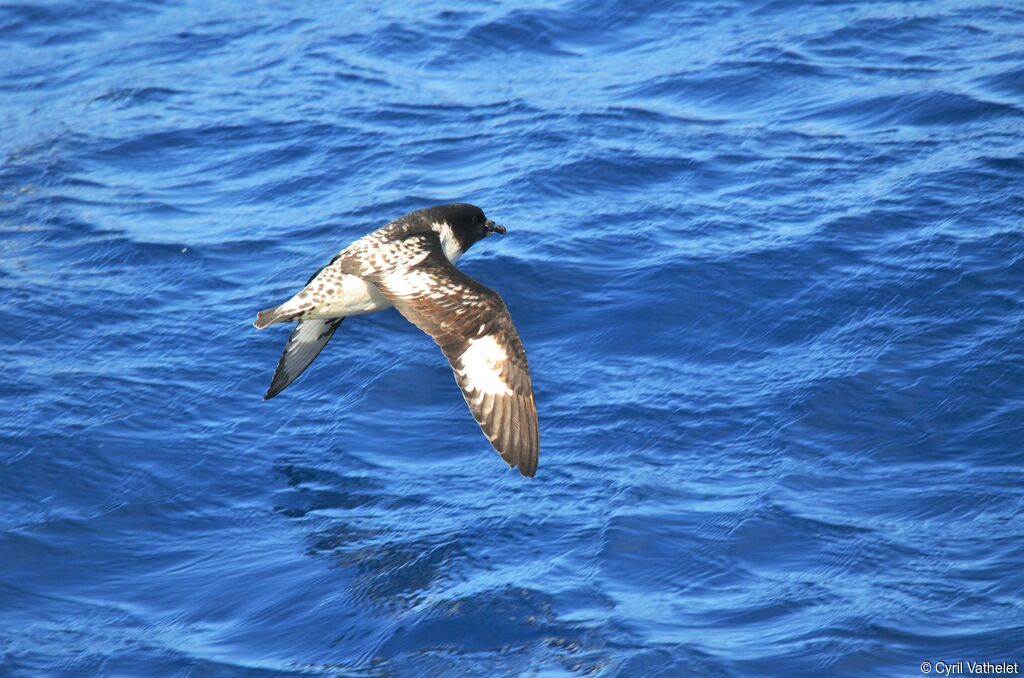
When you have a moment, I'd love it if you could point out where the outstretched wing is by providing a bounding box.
[360,236,539,477]
[262,261,345,400]
[264,317,344,400]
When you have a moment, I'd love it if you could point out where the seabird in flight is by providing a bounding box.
[253,203,539,477]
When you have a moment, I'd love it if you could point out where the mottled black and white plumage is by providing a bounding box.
[253,203,539,477]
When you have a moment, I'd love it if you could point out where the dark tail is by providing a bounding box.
[254,305,292,329]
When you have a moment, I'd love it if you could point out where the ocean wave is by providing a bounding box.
[3,0,1023,675]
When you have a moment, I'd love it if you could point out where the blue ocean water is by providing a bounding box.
[2,0,1023,675]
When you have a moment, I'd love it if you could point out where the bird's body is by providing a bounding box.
[253,203,540,477]
[294,273,389,319]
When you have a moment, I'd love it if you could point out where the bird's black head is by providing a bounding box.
[426,203,506,253]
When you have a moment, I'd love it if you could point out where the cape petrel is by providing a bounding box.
[253,203,539,477]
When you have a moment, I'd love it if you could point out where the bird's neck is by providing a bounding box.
[434,221,465,264]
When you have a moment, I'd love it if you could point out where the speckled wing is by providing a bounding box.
[262,262,345,400]
[360,237,539,477]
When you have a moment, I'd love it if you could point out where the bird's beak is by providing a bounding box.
[485,220,507,235]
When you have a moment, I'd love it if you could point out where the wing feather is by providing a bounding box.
[264,317,344,400]
[361,236,539,477]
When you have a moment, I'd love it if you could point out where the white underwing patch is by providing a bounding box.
[457,334,513,398]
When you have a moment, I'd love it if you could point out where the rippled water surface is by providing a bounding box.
[2,1,1023,675]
